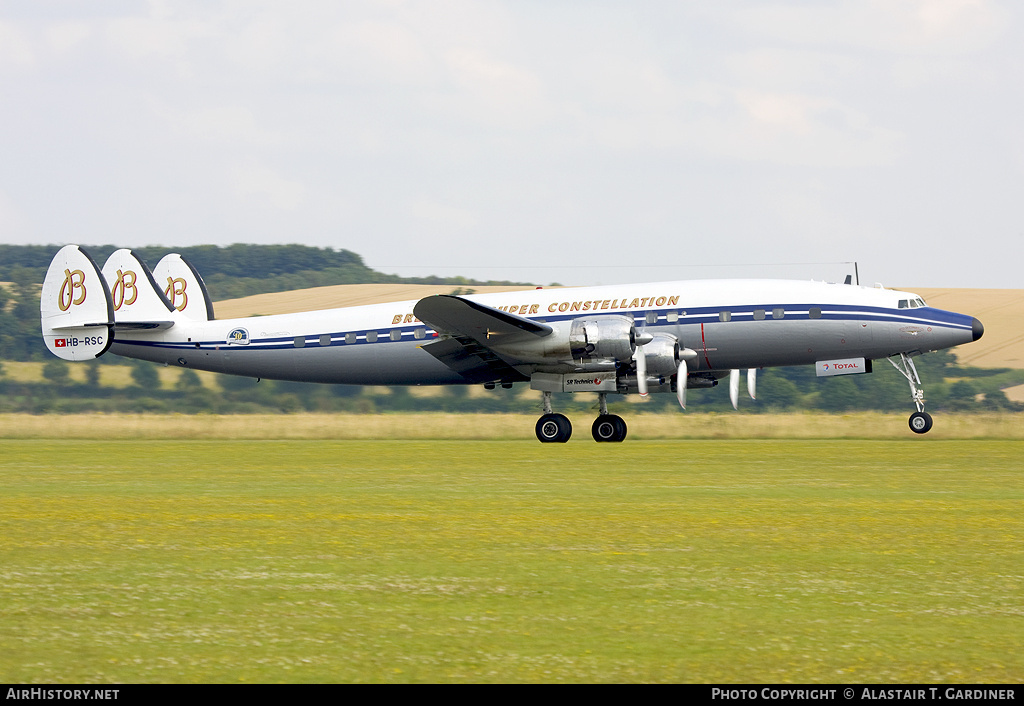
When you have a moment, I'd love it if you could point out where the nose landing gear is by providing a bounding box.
[889,353,933,434]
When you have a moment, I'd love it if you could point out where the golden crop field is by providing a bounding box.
[212,283,547,318]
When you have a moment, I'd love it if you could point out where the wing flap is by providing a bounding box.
[420,336,529,383]
[413,295,547,383]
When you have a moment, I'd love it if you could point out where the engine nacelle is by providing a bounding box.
[569,316,636,363]
[643,333,681,377]
[485,315,636,369]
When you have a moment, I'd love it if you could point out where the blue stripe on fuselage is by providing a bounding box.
[113,302,974,352]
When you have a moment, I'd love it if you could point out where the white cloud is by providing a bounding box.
[725,0,1005,55]
[44,22,92,56]
[410,197,477,230]
[153,101,283,147]
[0,189,31,243]
[231,163,305,210]
[0,21,35,69]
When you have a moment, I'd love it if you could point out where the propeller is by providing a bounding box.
[632,329,654,397]
[729,369,740,410]
[634,344,649,396]
[747,368,757,400]
[676,359,687,409]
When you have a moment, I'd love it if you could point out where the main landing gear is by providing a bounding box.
[535,391,627,443]
[889,353,933,434]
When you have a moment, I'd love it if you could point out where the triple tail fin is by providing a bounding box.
[40,245,114,361]
[153,253,215,321]
[100,249,177,331]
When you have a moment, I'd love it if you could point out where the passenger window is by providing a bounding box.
[809,307,822,319]
[293,336,305,348]
[646,311,658,324]
[319,334,331,347]
[390,330,401,341]
[773,308,785,319]
[366,331,378,343]
[719,311,732,322]
[345,332,356,344]
[753,309,765,321]
[666,311,679,323]
[414,328,426,340]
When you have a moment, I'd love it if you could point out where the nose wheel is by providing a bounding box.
[909,411,933,434]
[889,353,934,434]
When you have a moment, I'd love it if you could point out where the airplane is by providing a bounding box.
[40,245,984,442]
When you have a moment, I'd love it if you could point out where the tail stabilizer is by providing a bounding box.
[40,245,114,361]
[101,249,177,330]
[153,253,215,321]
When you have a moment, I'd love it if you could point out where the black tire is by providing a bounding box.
[536,413,572,443]
[592,414,627,442]
[909,411,933,434]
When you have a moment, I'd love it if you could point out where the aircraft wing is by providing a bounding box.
[413,295,550,383]
[414,295,552,340]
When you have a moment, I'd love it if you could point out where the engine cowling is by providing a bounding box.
[482,315,637,369]
[642,333,681,377]
[569,316,636,363]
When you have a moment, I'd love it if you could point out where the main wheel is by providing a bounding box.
[536,413,572,443]
[909,411,933,434]
[592,414,627,442]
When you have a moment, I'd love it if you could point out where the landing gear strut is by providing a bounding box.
[536,391,572,443]
[888,353,933,434]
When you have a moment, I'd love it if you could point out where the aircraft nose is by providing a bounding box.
[972,317,984,342]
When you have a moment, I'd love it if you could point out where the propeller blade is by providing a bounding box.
[634,345,648,396]
[747,368,757,400]
[677,359,687,409]
[729,369,740,410]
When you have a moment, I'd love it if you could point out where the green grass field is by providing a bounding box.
[1,437,1022,683]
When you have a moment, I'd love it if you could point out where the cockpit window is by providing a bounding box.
[916,298,926,307]
[909,299,919,308]
[898,299,909,308]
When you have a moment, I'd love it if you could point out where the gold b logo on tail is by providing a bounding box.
[164,277,188,312]
[58,269,87,311]
[111,269,138,311]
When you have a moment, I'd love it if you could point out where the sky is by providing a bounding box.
[1,0,1022,289]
